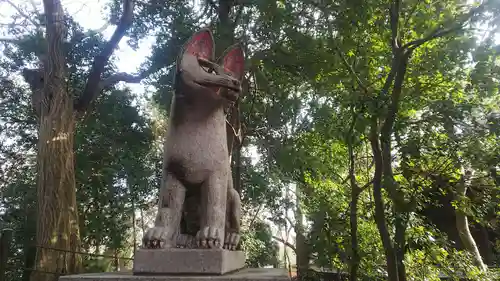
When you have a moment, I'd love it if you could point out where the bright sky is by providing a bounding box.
[0,0,155,97]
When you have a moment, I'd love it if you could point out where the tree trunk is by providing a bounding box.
[394,214,407,281]
[295,184,309,280]
[378,52,411,281]
[455,172,487,271]
[31,108,81,281]
[30,2,81,280]
[24,1,135,279]
[22,189,37,281]
[476,225,493,265]
[0,229,13,281]
[233,145,242,193]
[369,119,399,281]
[349,186,360,281]
[216,0,234,57]
[131,188,137,250]
[22,245,36,281]
[346,113,360,281]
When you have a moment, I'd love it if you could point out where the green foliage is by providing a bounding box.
[0,6,158,278]
[1,0,500,280]
[240,220,279,268]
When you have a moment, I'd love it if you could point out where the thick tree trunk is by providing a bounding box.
[31,109,80,281]
[22,1,135,279]
[30,1,81,280]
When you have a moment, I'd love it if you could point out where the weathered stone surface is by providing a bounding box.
[59,268,290,281]
[132,248,245,275]
[142,28,244,251]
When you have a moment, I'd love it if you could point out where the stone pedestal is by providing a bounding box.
[59,268,290,281]
[132,249,246,275]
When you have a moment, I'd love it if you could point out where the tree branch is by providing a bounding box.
[82,23,111,38]
[74,0,135,113]
[21,68,44,117]
[3,0,40,27]
[99,72,144,90]
[380,58,398,97]
[272,236,296,252]
[403,24,464,50]
[232,4,244,29]
[333,44,369,94]
[390,0,402,50]
[0,37,22,44]
[402,1,489,50]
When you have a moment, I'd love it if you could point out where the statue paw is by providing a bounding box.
[142,226,175,249]
[223,232,240,251]
[195,226,223,249]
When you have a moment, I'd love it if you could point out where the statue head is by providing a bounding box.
[174,28,245,102]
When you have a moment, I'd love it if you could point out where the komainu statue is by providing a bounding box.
[142,28,244,251]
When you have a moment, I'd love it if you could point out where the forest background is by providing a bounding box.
[0,0,499,281]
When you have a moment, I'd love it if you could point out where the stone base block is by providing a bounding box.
[132,248,245,275]
[59,268,290,281]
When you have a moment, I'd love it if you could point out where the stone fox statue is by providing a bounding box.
[142,29,244,250]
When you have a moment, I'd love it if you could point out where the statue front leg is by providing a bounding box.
[142,173,185,249]
[224,177,241,251]
[196,169,228,249]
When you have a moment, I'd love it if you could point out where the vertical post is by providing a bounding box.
[0,228,13,281]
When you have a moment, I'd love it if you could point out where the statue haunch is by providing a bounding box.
[142,29,245,251]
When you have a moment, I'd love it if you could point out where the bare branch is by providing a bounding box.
[83,23,111,37]
[0,37,22,44]
[99,72,144,90]
[226,118,242,146]
[75,0,135,113]
[247,203,264,229]
[28,0,38,11]
[2,0,40,27]
[272,235,296,252]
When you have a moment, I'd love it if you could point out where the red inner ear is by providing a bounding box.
[222,46,244,80]
[184,30,214,61]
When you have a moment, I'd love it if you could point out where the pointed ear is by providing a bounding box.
[178,28,215,66]
[218,43,245,81]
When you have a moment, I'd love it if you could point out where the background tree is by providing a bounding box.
[0,0,153,279]
[1,0,499,280]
